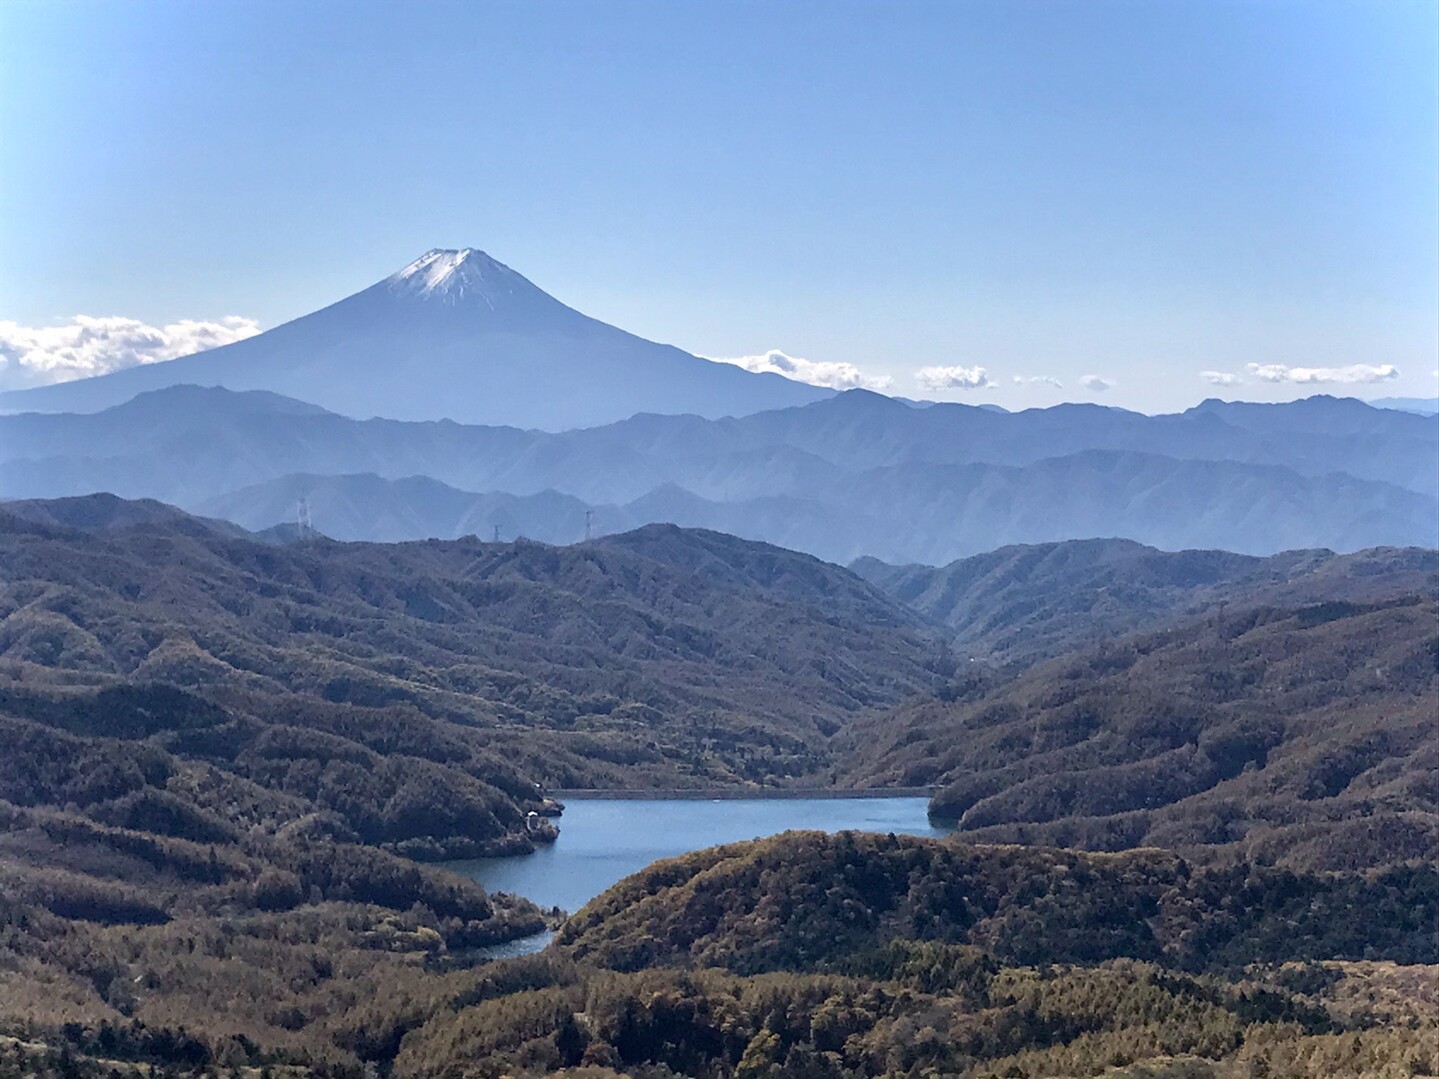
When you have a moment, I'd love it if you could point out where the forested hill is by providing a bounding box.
[386,831,1435,1079]
[558,831,1437,975]
[1,496,946,790]
[0,491,255,537]
[842,595,1439,870]
[853,538,1439,665]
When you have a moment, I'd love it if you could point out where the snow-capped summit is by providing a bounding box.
[387,248,522,305]
[0,248,833,428]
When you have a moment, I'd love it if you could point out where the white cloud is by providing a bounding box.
[1012,375,1063,388]
[704,348,892,391]
[1080,374,1113,393]
[0,315,261,390]
[915,365,995,391]
[1200,370,1243,386]
[1246,362,1399,385]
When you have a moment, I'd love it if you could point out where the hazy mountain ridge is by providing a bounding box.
[103,456,1439,563]
[0,490,255,539]
[854,538,1439,664]
[1367,396,1439,415]
[4,385,1435,562]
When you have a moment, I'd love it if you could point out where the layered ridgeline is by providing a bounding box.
[854,538,1439,665]
[3,385,1436,561]
[1,494,946,800]
[0,249,829,428]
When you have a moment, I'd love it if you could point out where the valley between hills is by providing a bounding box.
[0,492,1435,1078]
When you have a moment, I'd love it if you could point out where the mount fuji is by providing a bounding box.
[0,248,832,428]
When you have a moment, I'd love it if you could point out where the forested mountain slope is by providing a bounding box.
[6,828,1434,1079]
[396,832,1436,1079]
[558,831,1436,975]
[841,596,1439,869]
[1,498,945,789]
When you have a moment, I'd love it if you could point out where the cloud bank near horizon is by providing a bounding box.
[703,348,892,391]
[1197,363,1402,389]
[0,315,261,390]
[1200,370,1244,386]
[1248,362,1399,385]
[915,364,995,391]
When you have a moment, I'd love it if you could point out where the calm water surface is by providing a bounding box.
[448,796,951,914]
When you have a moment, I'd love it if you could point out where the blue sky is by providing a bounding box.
[2,0,1435,411]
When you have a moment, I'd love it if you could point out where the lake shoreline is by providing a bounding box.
[551,787,938,801]
[451,795,949,913]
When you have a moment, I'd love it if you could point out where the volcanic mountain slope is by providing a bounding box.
[840,594,1439,871]
[0,249,831,428]
[1,497,946,788]
[854,538,1439,665]
[4,385,1436,561]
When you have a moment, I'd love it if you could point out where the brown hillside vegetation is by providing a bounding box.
[4,832,1434,1079]
[556,831,1436,975]
[2,498,1437,1078]
[0,499,946,795]
[387,954,1438,1079]
[386,833,1439,1078]
[841,596,1439,870]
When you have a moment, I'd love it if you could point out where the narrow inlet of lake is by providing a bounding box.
[446,796,951,914]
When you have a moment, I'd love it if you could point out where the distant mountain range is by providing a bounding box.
[0,248,830,428]
[854,538,1439,665]
[1370,396,1439,415]
[3,384,1435,561]
[3,245,1432,563]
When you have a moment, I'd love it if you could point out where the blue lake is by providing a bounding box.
[447,796,951,914]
